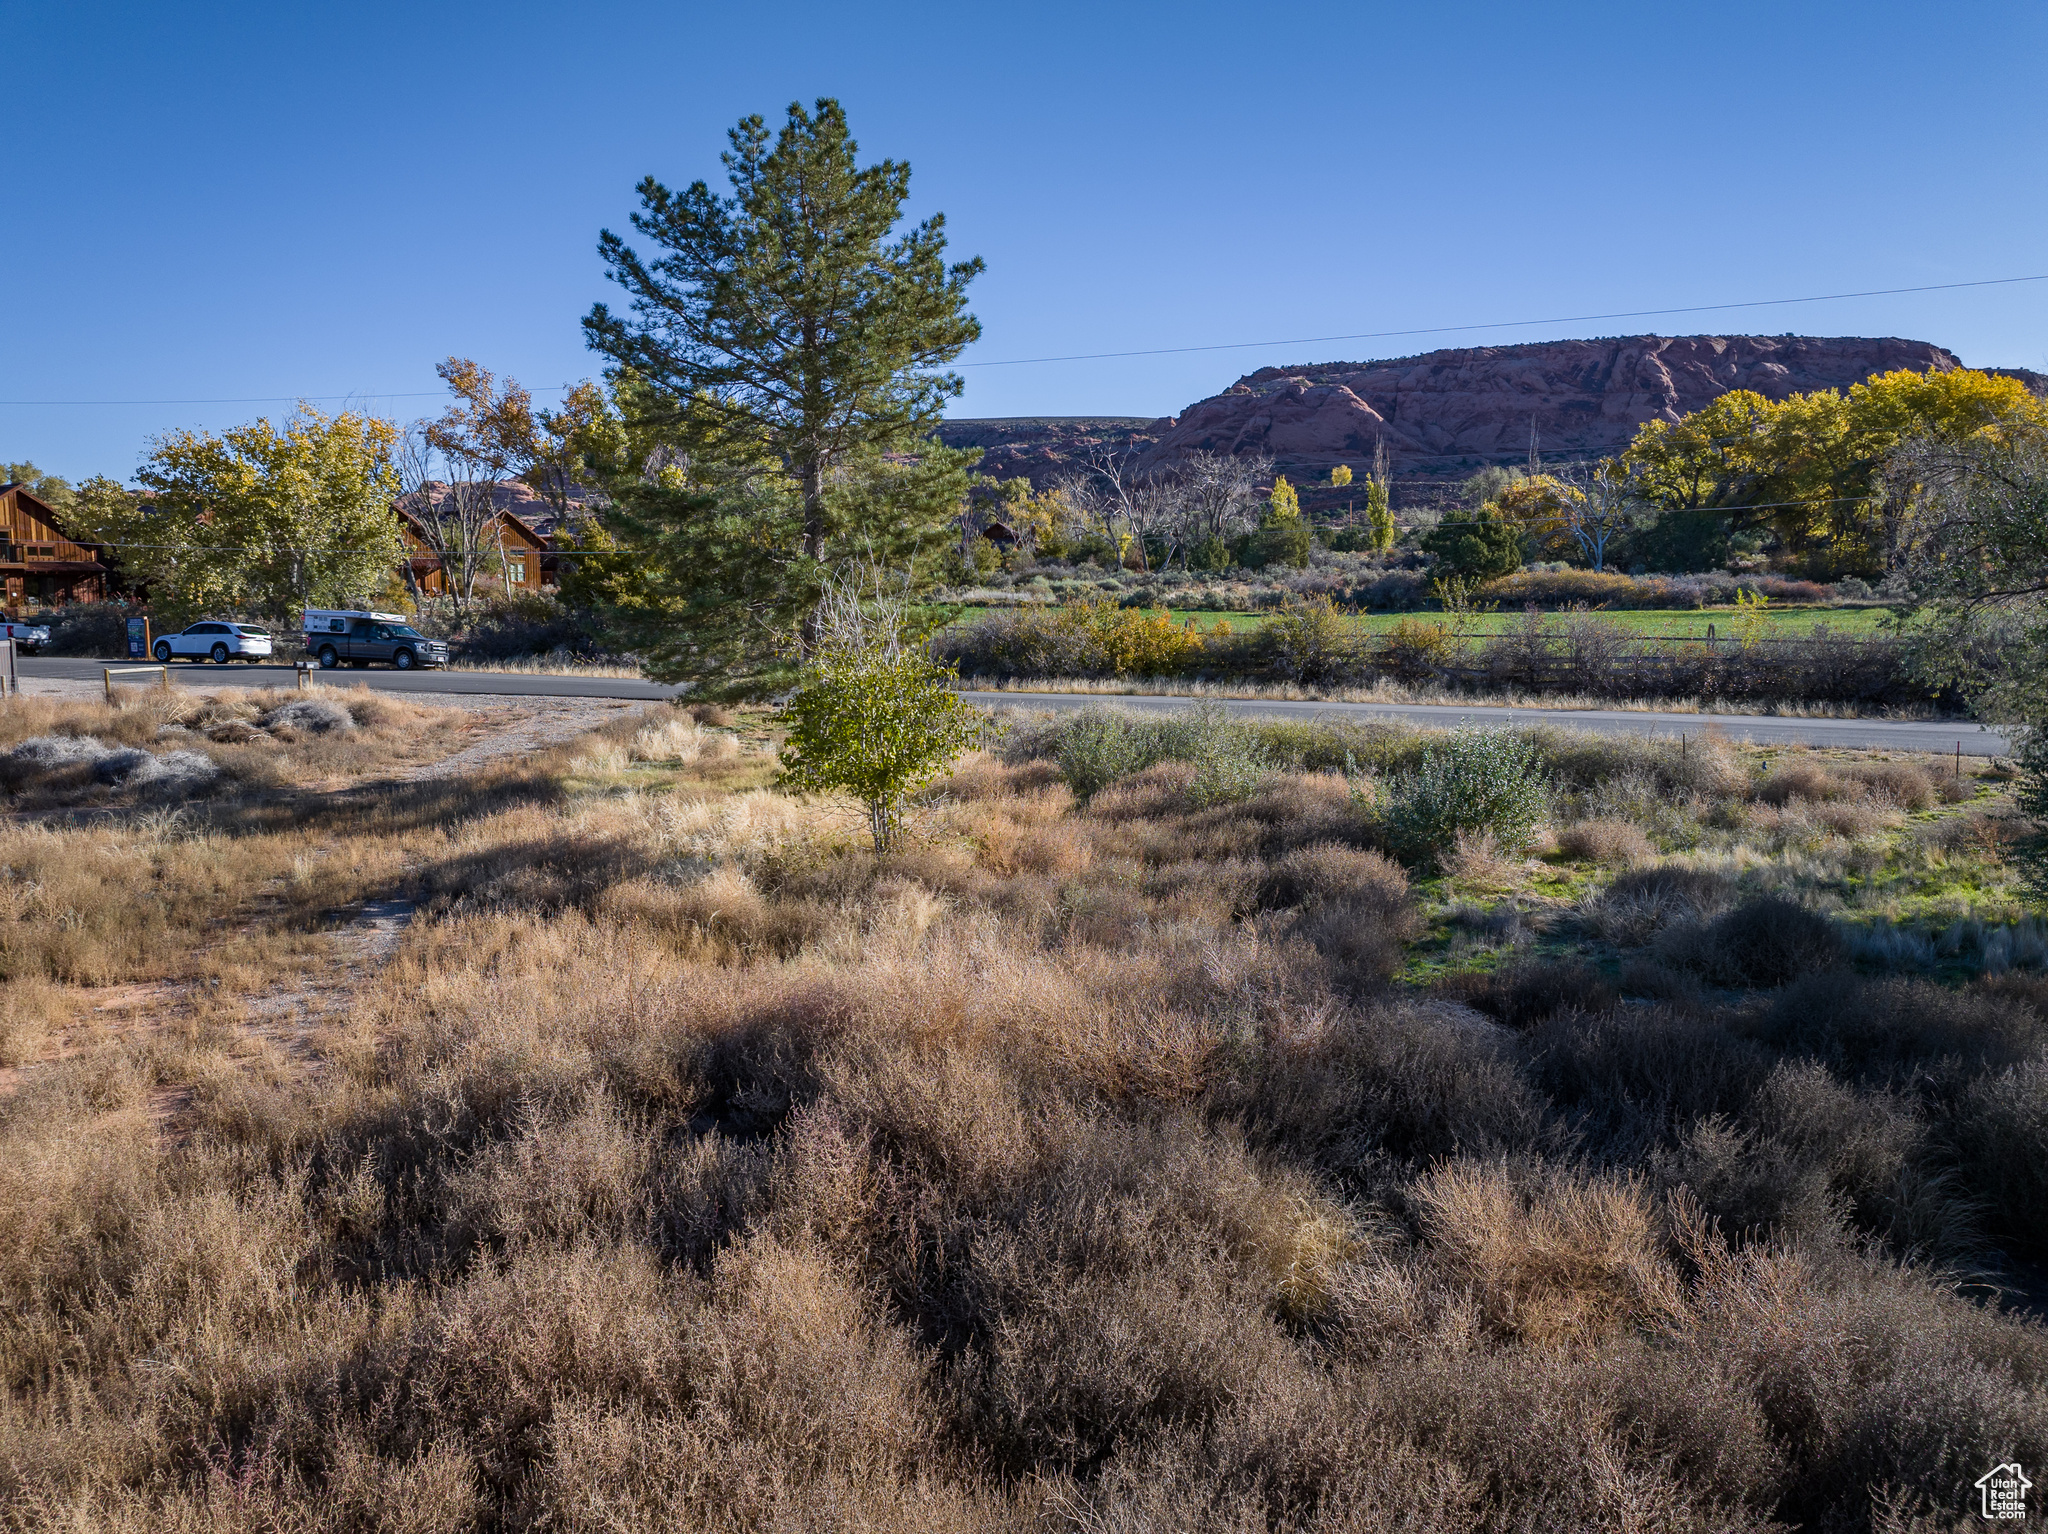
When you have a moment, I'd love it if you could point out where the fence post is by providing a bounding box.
[0,637,14,698]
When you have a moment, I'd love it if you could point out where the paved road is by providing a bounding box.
[21,658,2010,756]
[20,657,682,702]
[961,690,2015,757]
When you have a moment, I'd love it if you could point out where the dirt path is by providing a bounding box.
[394,695,645,779]
[2,697,659,1116]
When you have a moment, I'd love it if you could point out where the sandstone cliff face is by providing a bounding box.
[1137,334,2011,488]
[932,416,1167,485]
[935,337,2046,501]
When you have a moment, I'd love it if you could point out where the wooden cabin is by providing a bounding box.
[395,500,556,594]
[0,482,109,612]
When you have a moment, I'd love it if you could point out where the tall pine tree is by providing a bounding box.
[581,99,983,690]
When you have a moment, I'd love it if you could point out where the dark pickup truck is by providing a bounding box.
[309,619,449,671]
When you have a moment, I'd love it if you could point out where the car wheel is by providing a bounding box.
[211,644,230,664]
[153,642,172,662]
[317,646,339,669]
[393,648,415,671]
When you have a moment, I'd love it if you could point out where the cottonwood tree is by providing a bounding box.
[422,358,551,600]
[1167,450,1270,569]
[1890,421,2048,901]
[1056,443,1175,570]
[581,98,982,685]
[1501,463,1640,572]
[393,422,501,616]
[120,407,401,622]
[0,461,75,511]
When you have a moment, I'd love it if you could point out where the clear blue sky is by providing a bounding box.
[7,0,2048,483]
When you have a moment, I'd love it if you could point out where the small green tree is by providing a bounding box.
[777,570,987,853]
[1364,478,1397,553]
[1421,508,1522,582]
[1240,473,1312,569]
[1330,465,1353,491]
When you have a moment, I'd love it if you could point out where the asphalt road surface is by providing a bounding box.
[18,658,2011,756]
[20,657,682,702]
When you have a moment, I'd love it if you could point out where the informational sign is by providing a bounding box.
[126,616,149,659]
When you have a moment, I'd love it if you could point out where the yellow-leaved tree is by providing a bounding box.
[1619,368,2043,575]
[105,408,403,623]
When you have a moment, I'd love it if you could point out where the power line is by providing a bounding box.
[0,386,575,408]
[5,272,2044,408]
[951,272,2048,368]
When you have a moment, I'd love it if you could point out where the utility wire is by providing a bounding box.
[951,272,2048,367]
[5,271,2045,406]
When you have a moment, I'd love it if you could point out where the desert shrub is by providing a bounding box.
[1034,704,1271,805]
[1527,726,1747,799]
[0,734,221,797]
[1478,569,1644,609]
[1475,959,1621,1029]
[1412,1161,1686,1345]
[1754,975,2048,1082]
[943,599,1204,679]
[1256,843,1409,912]
[1954,1061,2048,1259]
[1237,716,1428,777]
[1263,595,1357,684]
[1558,818,1654,866]
[1756,759,1849,805]
[1577,866,1738,945]
[1046,709,1147,800]
[1275,847,1418,990]
[1380,729,1549,866]
[1372,616,1459,681]
[1832,760,1941,810]
[1185,735,1273,808]
[261,697,355,735]
[1659,896,1846,988]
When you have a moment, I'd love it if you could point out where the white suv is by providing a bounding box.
[153,621,275,665]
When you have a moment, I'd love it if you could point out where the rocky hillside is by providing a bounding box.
[931,416,1165,484]
[941,335,2046,510]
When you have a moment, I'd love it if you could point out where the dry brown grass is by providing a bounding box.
[0,716,2041,1531]
[1558,816,1656,866]
[0,685,462,809]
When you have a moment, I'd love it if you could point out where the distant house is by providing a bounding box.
[394,480,585,594]
[0,482,110,611]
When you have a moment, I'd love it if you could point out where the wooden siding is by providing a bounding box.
[394,505,557,594]
[0,484,109,611]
